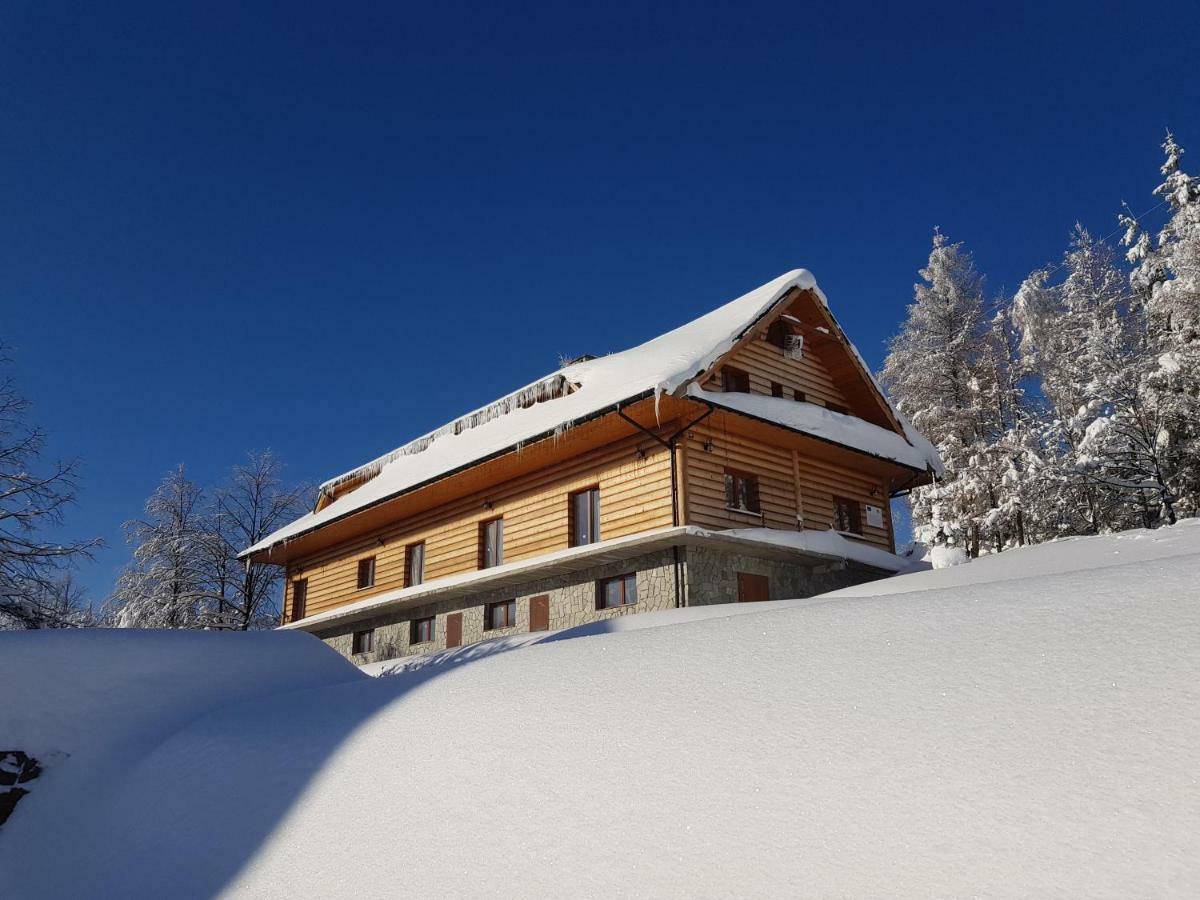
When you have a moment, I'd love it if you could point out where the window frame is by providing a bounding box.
[596,573,638,610]
[410,615,435,645]
[479,517,505,569]
[291,578,308,620]
[721,366,750,393]
[483,599,517,631]
[356,556,376,590]
[833,496,863,535]
[723,468,761,515]
[405,541,425,587]
[569,486,602,547]
[352,628,375,654]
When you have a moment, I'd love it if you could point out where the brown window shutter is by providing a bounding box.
[446,612,463,648]
[529,595,549,632]
[736,572,769,603]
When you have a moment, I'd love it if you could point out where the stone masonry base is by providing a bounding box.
[314,544,884,666]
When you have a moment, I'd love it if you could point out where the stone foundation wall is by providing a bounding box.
[317,549,680,666]
[683,547,883,606]
[315,543,891,666]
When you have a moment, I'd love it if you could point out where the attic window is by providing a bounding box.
[721,367,750,393]
[765,320,790,349]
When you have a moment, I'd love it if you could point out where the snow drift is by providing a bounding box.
[3,522,1199,898]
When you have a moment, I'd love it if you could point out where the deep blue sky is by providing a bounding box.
[1,1,1195,602]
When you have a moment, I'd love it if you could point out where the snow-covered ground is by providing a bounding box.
[3,521,1198,898]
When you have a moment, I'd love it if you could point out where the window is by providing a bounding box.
[480,518,504,568]
[405,542,425,587]
[352,629,375,654]
[765,320,789,349]
[570,487,601,547]
[356,556,376,590]
[724,469,761,514]
[721,367,750,393]
[834,496,863,534]
[770,382,784,398]
[794,389,806,402]
[410,616,435,644]
[291,578,307,620]
[597,573,638,609]
[825,401,849,415]
[484,599,516,631]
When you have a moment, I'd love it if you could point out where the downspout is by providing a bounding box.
[617,404,713,607]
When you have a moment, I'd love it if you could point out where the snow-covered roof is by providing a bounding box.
[243,269,938,558]
[688,387,942,474]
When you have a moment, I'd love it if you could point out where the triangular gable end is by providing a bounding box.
[684,288,906,437]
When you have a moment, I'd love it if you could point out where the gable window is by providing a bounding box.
[480,518,504,569]
[291,578,307,620]
[721,367,750,393]
[484,599,516,631]
[570,487,601,547]
[597,573,637,609]
[405,541,425,587]
[833,496,863,535]
[724,469,761,514]
[770,382,784,398]
[410,615,435,644]
[356,557,376,590]
[825,401,849,415]
[352,628,375,654]
[794,389,806,402]
[765,320,789,349]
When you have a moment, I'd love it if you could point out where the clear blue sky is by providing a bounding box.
[1,1,1195,601]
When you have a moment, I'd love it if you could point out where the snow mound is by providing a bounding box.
[4,523,1198,897]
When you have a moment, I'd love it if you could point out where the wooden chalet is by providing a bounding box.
[241,270,941,662]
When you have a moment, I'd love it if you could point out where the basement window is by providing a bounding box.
[357,556,376,590]
[484,599,517,631]
[597,573,638,609]
[352,629,375,655]
[724,469,761,515]
[410,616,435,645]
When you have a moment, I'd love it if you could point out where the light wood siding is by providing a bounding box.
[704,335,851,409]
[283,432,673,621]
[683,424,893,551]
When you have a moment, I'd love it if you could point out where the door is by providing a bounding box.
[446,612,463,648]
[736,572,770,603]
[529,595,549,632]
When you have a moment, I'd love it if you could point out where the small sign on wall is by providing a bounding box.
[864,504,884,529]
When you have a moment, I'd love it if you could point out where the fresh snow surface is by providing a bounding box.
[5,522,1199,898]
[688,386,942,472]
[244,269,937,557]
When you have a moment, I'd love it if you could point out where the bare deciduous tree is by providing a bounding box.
[0,351,100,629]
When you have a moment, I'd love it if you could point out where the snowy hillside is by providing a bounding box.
[2,522,1198,898]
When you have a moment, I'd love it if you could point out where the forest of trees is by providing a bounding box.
[882,134,1199,556]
